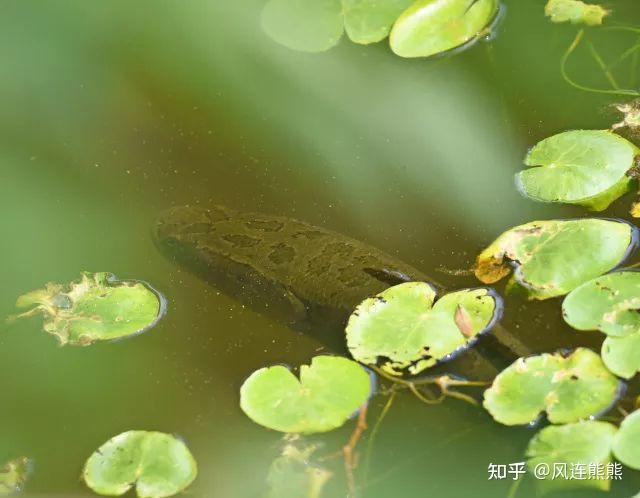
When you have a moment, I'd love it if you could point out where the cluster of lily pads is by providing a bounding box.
[261,0,502,57]
[241,5,640,495]
[8,272,199,498]
[260,0,609,59]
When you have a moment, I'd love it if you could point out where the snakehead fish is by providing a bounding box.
[153,205,528,376]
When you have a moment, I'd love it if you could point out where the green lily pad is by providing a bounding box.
[516,130,638,211]
[240,356,371,434]
[475,219,636,300]
[345,283,501,376]
[389,0,499,58]
[483,348,621,426]
[545,0,609,26]
[261,0,413,53]
[83,431,197,498]
[0,457,30,495]
[613,410,640,470]
[526,421,618,492]
[11,272,165,346]
[563,271,640,379]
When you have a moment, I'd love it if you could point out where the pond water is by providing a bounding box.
[2,1,640,497]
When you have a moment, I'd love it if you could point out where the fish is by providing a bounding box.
[153,205,530,378]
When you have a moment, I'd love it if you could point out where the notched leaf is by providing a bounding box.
[346,282,501,376]
[483,348,621,426]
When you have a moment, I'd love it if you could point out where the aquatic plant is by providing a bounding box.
[524,410,640,493]
[389,0,499,58]
[261,0,500,57]
[345,282,500,376]
[526,421,618,491]
[265,440,332,498]
[10,272,165,346]
[544,0,609,26]
[516,130,639,211]
[563,271,640,379]
[0,458,30,496]
[483,348,621,426]
[240,356,372,434]
[475,219,636,299]
[83,431,197,498]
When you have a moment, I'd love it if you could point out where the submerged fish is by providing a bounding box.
[153,205,528,376]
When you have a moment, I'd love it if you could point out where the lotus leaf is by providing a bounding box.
[483,348,621,426]
[545,0,609,26]
[526,421,618,492]
[83,431,197,498]
[240,356,371,434]
[516,130,638,211]
[475,219,636,300]
[390,0,499,58]
[345,282,500,376]
[12,272,165,346]
[261,0,413,53]
[563,271,640,379]
[0,457,30,495]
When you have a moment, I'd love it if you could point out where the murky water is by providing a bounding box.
[2,1,640,497]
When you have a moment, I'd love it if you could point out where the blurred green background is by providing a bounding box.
[2,1,640,497]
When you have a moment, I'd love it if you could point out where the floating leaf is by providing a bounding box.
[11,272,165,346]
[526,421,617,492]
[344,0,415,44]
[345,283,500,376]
[83,431,197,498]
[483,348,621,426]
[613,410,640,470]
[475,219,636,300]
[0,457,30,495]
[563,271,640,379]
[261,0,413,53]
[240,356,371,434]
[545,0,609,26]
[614,415,640,470]
[516,130,638,211]
[389,0,499,58]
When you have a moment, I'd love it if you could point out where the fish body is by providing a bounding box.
[154,205,528,375]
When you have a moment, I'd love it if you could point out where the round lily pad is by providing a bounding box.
[516,130,638,211]
[240,356,372,434]
[563,271,640,379]
[12,272,166,346]
[483,348,622,426]
[389,0,499,58]
[261,0,413,53]
[83,431,197,498]
[613,410,640,470]
[0,457,31,495]
[345,283,501,376]
[475,219,637,300]
[526,421,618,492]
